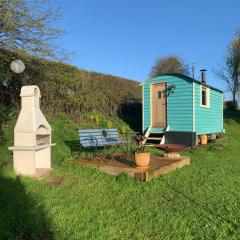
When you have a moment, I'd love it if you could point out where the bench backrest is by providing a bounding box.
[78,128,121,148]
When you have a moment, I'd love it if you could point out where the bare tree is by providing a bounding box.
[215,30,240,110]
[149,55,189,78]
[0,0,67,60]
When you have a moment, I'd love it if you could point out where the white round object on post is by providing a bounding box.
[10,60,25,73]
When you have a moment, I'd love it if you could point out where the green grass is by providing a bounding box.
[1,110,240,239]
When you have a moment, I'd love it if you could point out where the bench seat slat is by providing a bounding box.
[79,133,102,137]
[79,137,102,141]
[107,133,120,136]
[79,136,102,139]
[80,140,105,144]
[107,134,120,138]
[107,131,119,134]
[79,131,101,134]
[80,143,106,147]
[78,129,103,133]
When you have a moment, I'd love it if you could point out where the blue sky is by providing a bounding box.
[55,0,240,99]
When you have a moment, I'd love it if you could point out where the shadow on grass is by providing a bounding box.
[64,140,134,161]
[64,140,81,153]
[224,110,240,123]
[0,108,8,144]
[64,140,97,158]
[112,153,135,166]
[119,114,142,132]
[0,175,53,240]
[118,102,142,132]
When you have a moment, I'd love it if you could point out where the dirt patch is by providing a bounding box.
[48,176,64,186]
[213,145,230,152]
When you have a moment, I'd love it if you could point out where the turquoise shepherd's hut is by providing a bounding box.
[140,71,223,146]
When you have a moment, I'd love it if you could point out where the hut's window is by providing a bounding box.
[201,86,210,108]
[202,88,206,105]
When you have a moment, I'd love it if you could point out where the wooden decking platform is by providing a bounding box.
[75,153,190,181]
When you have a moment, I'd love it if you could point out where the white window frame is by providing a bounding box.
[200,85,210,108]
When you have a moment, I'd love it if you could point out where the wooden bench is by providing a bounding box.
[78,128,127,158]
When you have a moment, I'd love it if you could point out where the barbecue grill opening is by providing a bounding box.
[36,125,50,145]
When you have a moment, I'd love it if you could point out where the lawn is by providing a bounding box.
[1,110,240,239]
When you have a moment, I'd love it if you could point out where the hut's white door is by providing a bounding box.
[151,83,167,128]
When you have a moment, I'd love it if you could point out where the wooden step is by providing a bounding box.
[147,137,162,140]
[150,131,165,134]
[145,144,155,146]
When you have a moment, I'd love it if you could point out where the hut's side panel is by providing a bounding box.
[143,75,193,133]
[194,83,223,135]
[142,81,151,133]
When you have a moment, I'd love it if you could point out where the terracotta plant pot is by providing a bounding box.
[135,152,150,167]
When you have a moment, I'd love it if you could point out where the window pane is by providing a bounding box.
[202,89,206,105]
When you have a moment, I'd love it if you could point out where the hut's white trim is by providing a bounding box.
[150,84,152,126]
[193,82,195,132]
[142,84,144,132]
[200,85,210,108]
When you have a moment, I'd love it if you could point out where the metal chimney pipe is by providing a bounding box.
[200,69,207,84]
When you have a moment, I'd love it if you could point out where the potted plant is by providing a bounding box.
[134,134,150,168]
